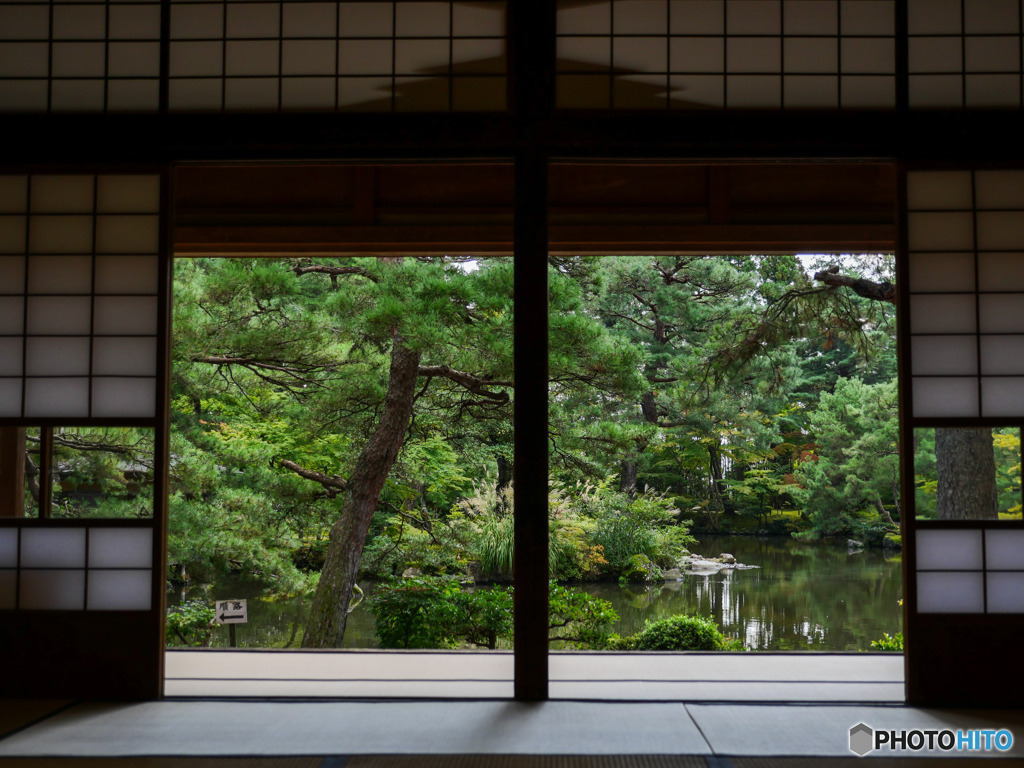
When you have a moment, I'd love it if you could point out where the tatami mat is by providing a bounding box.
[0,699,73,739]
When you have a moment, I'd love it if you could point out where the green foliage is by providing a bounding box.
[367,577,463,649]
[547,582,619,648]
[166,600,216,646]
[870,631,904,652]
[609,614,738,651]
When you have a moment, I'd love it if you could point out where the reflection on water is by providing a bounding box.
[170,535,903,651]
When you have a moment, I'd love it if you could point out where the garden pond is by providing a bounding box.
[170,534,903,651]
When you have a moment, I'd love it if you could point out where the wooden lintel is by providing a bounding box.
[174,223,896,256]
[708,166,732,225]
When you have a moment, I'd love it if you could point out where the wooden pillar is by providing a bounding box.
[0,427,26,517]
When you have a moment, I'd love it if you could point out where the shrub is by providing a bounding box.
[610,614,735,651]
[367,577,462,648]
[166,600,216,646]
[548,582,619,648]
[870,631,904,652]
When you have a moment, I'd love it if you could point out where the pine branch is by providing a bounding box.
[280,459,348,497]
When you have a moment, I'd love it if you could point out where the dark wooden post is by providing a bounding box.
[0,427,26,517]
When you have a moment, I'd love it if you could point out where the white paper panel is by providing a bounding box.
[727,0,780,34]
[27,255,93,294]
[169,80,223,111]
[986,529,1024,570]
[917,529,984,571]
[92,337,157,376]
[19,569,85,610]
[52,5,106,39]
[337,2,395,37]
[912,335,977,375]
[91,377,156,418]
[0,296,25,334]
[613,0,666,34]
[93,296,158,335]
[23,377,90,417]
[226,41,280,76]
[965,75,1016,109]
[171,4,224,39]
[281,78,336,109]
[0,5,50,41]
[26,296,91,335]
[979,294,1024,332]
[907,212,974,251]
[0,570,14,610]
[0,528,17,568]
[908,0,961,35]
[0,216,27,253]
[785,0,837,34]
[227,2,281,38]
[170,42,224,77]
[339,40,394,75]
[0,177,28,213]
[784,76,838,108]
[0,82,48,112]
[97,176,161,214]
[0,338,20,375]
[726,75,782,107]
[454,2,504,36]
[28,215,93,254]
[283,2,337,37]
[108,81,161,113]
[108,4,162,39]
[912,376,979,417]
[668,38,722,72]
[785,39,837,73]
[670,0,724,34]
[108,43,161,78]
[909,37,962,74]
[727,40,782,74]
[841,0,894,35]
[51,79,107,112]
[977,212,1024,251]
[975,171,1024,209]
[21,528,86,568]
[0,256,23,291]
[396,2,450,36]
[986,573,1024,613]
[337,77,393,109]
[613,37,668,73]
[30,176,94,214]
[87,569,152,611]
[52,42,106,78]
[979,253,1024,292]
[917,571,985,613]
[94,255,159,295]
[282,41,336,76]
[225,78,280,110]
[25,337,91,376]
[965,0,1020,34]
[0,379,21,416]
[909,75,963,108]
[980,336,1024,375]
[95,215,160,254]
[965,37,1020,73]
[88,528,153,569]
[981,377,1024,417]
[908,252,975,292]
[909,294,977,334]
[0,43,50,77]
[841,39,895,74]
[907,172,972,211]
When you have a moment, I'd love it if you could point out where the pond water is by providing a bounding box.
[170,534,903,651]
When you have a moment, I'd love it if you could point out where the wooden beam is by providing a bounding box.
[0,427,26,517]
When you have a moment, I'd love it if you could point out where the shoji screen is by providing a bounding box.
[555,0,896,109]
[908,0,1024,109]
[0,0,162,112]
[169,0,507,111]
[0,171,167,699]
[903,168,1024,705]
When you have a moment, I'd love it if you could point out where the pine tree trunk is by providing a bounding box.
[619,460,638,495]
[301,334,421,647]
[935,427,999,520]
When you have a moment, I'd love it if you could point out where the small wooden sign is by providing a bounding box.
[214,599,248,624]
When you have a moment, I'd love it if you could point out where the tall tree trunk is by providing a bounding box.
[707,442,734,514]
[935,427,998,520]
[619,460,638,495]
[301,334,421,647]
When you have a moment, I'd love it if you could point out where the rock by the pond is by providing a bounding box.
[720,553,736,564]
[661,568,684,581]
[622,553,661,583]
[682,553,760,572]
[401,566,423,578]
[848,539,864,550]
